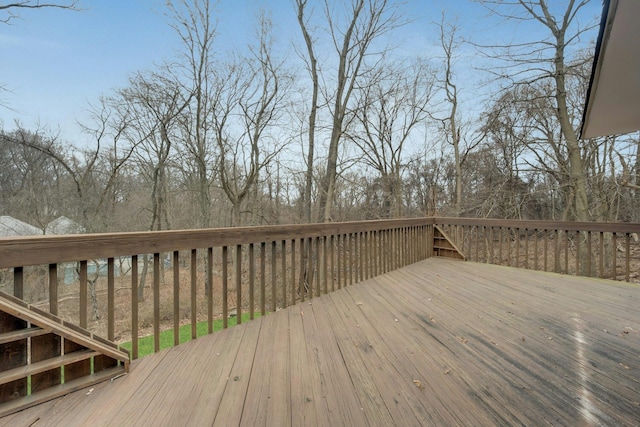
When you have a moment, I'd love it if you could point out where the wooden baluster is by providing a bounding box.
[260,242,266,315]
[543,229,548,272]
[108,257,115,341]
[564,230,569,274]
[515,228,520,268]
[599,231,604,278]
[343,234,348,285]
[153,253,160,352]
[191,249,197,338]
[554,230,560,273]
[305,237,313,300]
[534,230,539,271]
[208,247,214,333]
[131,255,138,360]
[291,239,296,305]
[524,229,529,269]
[498,227,503,265]
[49,263,58,316]
[330,235,335,292]
[586,232,592,277]
[576,231,580,276]
[236,244,242,324]
[323,236,328,295]
[173,251,180,346]
[249,243,255,319]
[79,261,87,328]
[222,246,228,329]
[355,232,361,281]
[625,233,630,282]
[13,266,23,299]
[488,227,494,265]
[281,240,287,308]
[373,230,378,274]
[612,233,617,280]
[272,241,277,312]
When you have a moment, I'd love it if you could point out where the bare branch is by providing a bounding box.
[1,1,81,24]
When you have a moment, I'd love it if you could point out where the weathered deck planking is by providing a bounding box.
[2,258,639,426]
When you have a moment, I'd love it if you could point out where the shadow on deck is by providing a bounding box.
[3,258,639,426]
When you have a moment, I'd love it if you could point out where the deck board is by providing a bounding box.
[3,258,639,426]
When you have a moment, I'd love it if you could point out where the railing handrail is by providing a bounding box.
[0,218,433,269]
[433,217,640,233]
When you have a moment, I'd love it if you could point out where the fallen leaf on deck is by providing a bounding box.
[413,379,424,389]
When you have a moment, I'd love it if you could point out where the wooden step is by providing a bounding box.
[0,366,126,418]
[0,349,99,386]
[0,326,51,345]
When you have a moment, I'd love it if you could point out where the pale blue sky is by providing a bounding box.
[0,0,602,144]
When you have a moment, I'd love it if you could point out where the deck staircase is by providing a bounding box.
[432,225,465,260]
[0,291,129,417]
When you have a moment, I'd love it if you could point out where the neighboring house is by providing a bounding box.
[0,215,42,237]
[45,216,86,235]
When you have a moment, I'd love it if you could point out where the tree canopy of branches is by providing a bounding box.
[3,0,639,234]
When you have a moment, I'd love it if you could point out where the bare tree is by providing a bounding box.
[294,0,320,223]
[437,16,468,216]
[474,0,597,221]
[213,15,287,226]
[349,60,435,218]
[166,0,218,228]
[118,70,191,232]
[301,0,404,222]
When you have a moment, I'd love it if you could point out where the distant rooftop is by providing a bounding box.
[0,216,42,237]
[45,216,85,235]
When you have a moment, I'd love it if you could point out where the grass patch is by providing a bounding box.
[120,312,261,358]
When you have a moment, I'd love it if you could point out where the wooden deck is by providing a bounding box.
[3,258,639,426]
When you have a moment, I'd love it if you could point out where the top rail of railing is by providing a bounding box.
[0,218,433,269]
[433,217,640,233]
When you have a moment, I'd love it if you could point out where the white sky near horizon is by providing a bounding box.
[0,0,603,147]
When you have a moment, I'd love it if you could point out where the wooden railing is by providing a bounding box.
[433,218,640,283]
[0,219,434,359]
[1,217,638,363]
